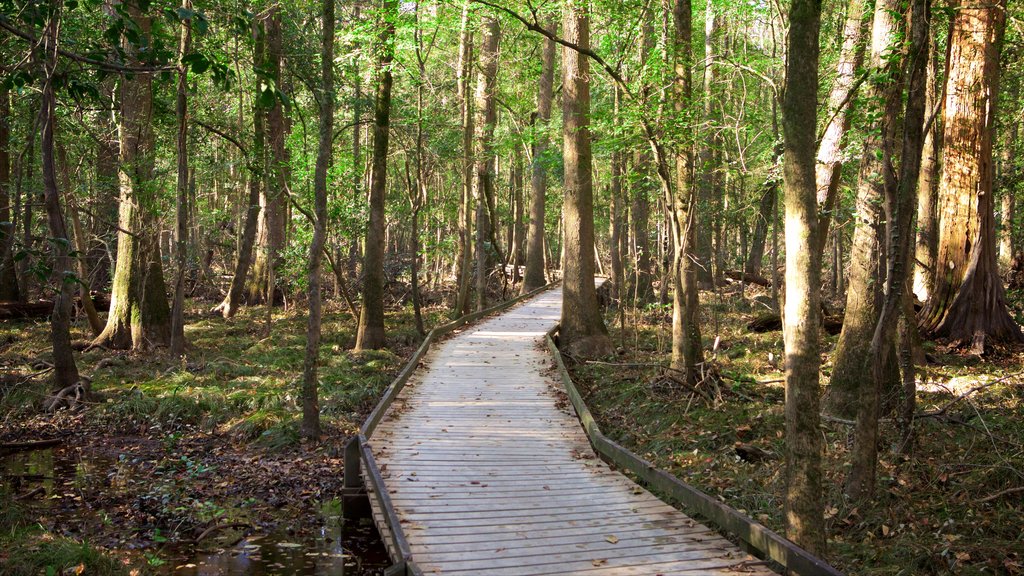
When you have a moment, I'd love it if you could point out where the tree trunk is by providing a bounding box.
[827,0,904,418]
[454,0,475,311]
[913,31,941,301]
[171,2,192,358]
[848,0,929,501]
[630,20,656,304]
[744,177,777,276]
[559,0,613,359]
[781,0,825,555]
[38,1,80,390]
[669,0,703,384]
[609,87,626,307]
[473,15,500,312]
[214,22,266,320]
[695,0,722,287]
[94,3,171,350]
[918,0,1020,350]
[355,0,397,351]
[997,118,1017,270]
[249,8,288,305]
[814,0,868,255]
[521,14,554,295]
[303,0,335,440]
[0,88,20,302]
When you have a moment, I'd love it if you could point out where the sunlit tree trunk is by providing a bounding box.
[94,2,171,350]
[827,0,904,418]
[560,0,613,359]
[781,0,825,555]
[356,0,397,350]
[521,19,554,294]
[814,0,868,254]
[669,0,703,383]
[848,0,929,501]
[473,15,500,311]
[918,0,1020,350]
[454,0,475,312]
[913,32,941,301]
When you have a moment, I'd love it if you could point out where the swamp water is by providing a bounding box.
[2,447,391,575]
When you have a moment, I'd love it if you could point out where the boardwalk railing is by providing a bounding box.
[344,282,558,576]
[543,326,844,576]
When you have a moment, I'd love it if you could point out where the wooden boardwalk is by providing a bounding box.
[366,286,777,575]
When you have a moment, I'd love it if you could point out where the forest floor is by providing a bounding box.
[0,298,438,575]
[569,284,1024,576]
[1,285,1022,575]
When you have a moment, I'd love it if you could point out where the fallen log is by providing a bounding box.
[0,438,62,456]
[0,294,110,320]
[724,270,771,287]
[746,312,844,336]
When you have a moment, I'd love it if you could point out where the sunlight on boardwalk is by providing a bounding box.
[368,287,776,575]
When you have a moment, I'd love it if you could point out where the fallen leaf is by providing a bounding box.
[605,535,619,544]
[592,559,607,566]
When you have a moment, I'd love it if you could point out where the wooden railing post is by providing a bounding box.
[341,436,369,519]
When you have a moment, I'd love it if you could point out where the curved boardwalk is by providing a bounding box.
[368,286,776,575]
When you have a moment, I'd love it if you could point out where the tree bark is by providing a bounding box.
[520,16,554,295]
[171,1,192,358]
[473,15,500,312]
[827,0,904,418]
[38,1,80,389]
[814,0,868,256]
[918,0,1019,350]
[0,88,20,302]
[213,21,266,320]
[744,177,777,276]
[303,0,335,439]
[848,0,929,501]
[559,0,613,359]
[669,0,704,384]
[94,2,171,350]
[781,0,825,555]
[355,0,397,351]
[913,31,941,301]
[453,0,475,312]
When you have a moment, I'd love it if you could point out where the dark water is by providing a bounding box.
[2,447,391,575]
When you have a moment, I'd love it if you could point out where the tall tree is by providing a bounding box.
[93,1,172,350]
[170,1,193,358]
[559,0,613,359]
[827,0,904,417]
[38,0,80,389]
[521,17,555,294]
[355,0,397,351]
[473,15,500,311]
[781,0,825,555]
[0,87,20,302]
[918,0,1020,351]
[669,0,704,384]
[912,31,941,301]
[302,0,335,439]
[453,0,475,313]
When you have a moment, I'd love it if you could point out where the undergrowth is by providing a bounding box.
[571,287,1024,576]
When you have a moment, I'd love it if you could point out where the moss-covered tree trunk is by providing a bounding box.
[170,1,192,358]
[355,0,397,351]
[780,0,825,555]
[559,0,613,360]
[94,3,171,350]
[918,0,1021,350]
